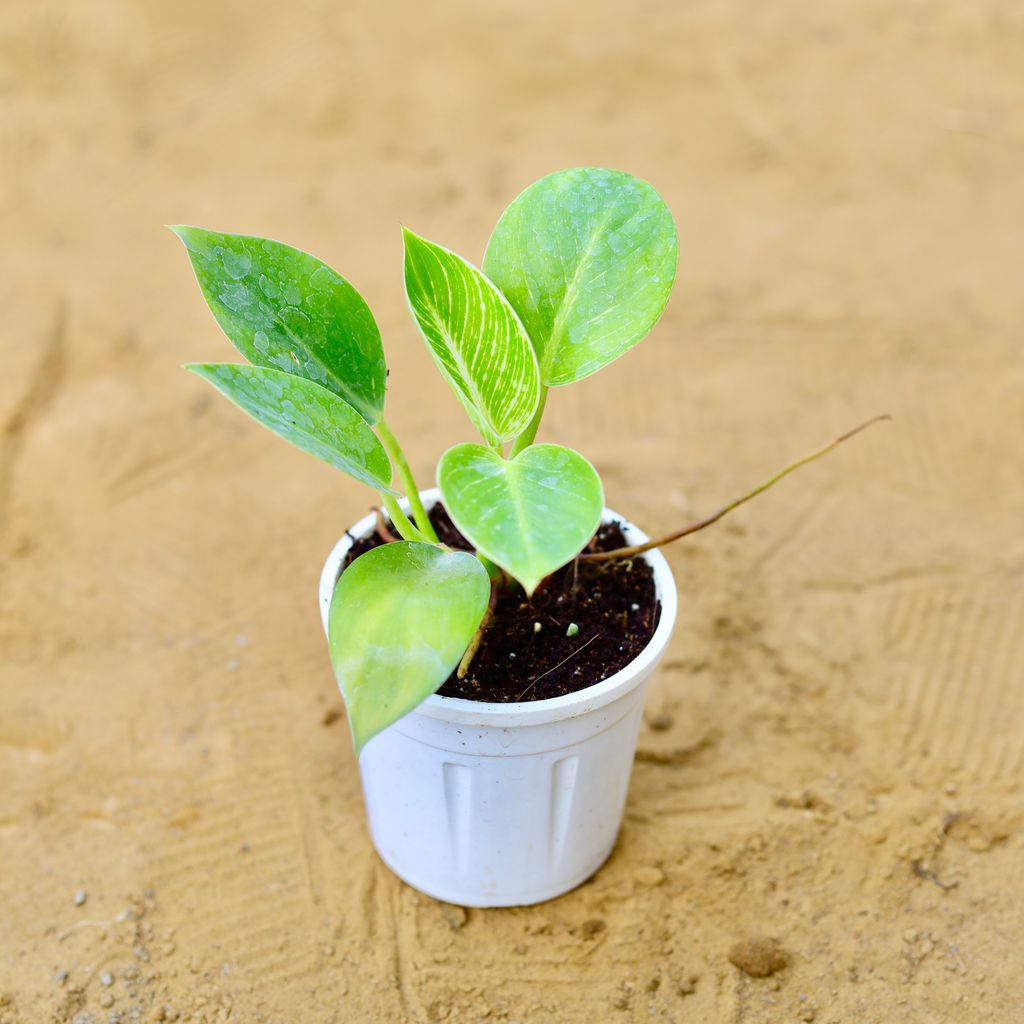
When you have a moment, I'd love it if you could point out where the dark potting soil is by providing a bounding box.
[342,504,661,703]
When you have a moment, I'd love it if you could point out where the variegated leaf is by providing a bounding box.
[403,229,540,446]
[437,442,603,595]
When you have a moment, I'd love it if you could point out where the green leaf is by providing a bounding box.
[186,363,395,492]
[329,542,491,753]
[403,228,540,446]
[437,443,603,595]
[173,226,386,424]
[483,167,678,386]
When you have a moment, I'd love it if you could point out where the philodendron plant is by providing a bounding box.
[177,166,884,754]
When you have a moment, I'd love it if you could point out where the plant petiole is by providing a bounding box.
[379,493,430,544]
[476,551,502,582]
[509,385,548,457]
[457,583,498,679]
[376,418,439,542]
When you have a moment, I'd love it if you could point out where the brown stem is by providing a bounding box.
[457,584,498,679]
[374,507,399,544]
[582,414,891,564]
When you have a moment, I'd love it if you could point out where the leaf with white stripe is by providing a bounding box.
[483,166,678,386]
[437,442,603,595]
[403,229,540,446]
[186,363,395,492]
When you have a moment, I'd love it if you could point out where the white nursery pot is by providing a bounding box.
[319,489,678,907]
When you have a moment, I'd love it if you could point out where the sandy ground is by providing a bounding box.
[2,1,1024,1021]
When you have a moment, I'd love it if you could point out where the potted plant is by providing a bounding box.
[175,166,884,907]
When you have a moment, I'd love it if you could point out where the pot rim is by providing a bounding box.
[320,488,678,728]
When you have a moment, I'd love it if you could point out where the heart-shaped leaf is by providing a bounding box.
[329,542,491,753]
[437,443,603,595]
[173,226,387,424]
[483,167,678,386]
[187,363,395,492]
[403,228,540,446]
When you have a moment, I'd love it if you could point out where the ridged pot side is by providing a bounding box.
[319,490,678,906]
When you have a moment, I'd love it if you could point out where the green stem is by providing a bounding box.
[380,493,427,543]
[510,385,548,457]
[377,418,438,542]
[476,552,501,582]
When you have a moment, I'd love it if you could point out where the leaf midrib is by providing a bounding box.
[544,207,616,378]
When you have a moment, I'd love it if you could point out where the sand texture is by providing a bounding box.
[2,1,1023,1021]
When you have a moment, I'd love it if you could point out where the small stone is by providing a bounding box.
[799,1006,816,1022]
[55,969,69,986]
[648,713,673,731]
[727,937,791,978]
[100,992,114,1008]
[100,971,114,987]
[903,929,917,943]
[566,623,579,637]
[533,622,542,633]
[967,835,990,853]
[73,889,88,907]
[634,867,665,886]
[677,973,699,996]
[440,903,467,930]
[152,1008,166,1022]
[322,945,335,957]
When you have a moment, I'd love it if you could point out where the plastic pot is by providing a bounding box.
[319,489,678,907]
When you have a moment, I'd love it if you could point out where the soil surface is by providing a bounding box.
[345,505,660,702]
[3,1,1024,1022]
